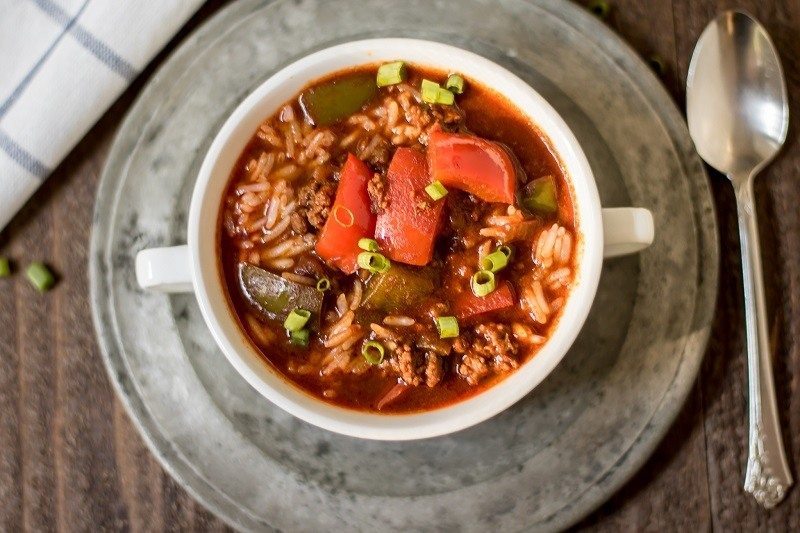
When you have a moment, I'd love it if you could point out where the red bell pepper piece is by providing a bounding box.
[376,382,409,410]
[454,281,516,322]
[428,128,517,204]
[375,148,445,266]
[315,154,375,273]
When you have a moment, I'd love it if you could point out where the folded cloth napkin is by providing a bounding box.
[0,0,203,231]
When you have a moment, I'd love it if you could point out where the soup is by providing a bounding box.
[219,62,577,413]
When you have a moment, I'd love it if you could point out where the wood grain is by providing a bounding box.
[1,0,798,530]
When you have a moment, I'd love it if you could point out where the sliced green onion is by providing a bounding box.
[424,181,448,200]
[421,79,440,103]
[480,250,509,273]
[421,79,455,105]
[445,73,465,94]
[498,245,513,259]
[0,258,10,278]
[290,329,310,347]
[435,316,459,339]
[362,340,385,365]
[26,262,54,292]
[316,277,331,292]
[358,238,379,252]
[283,308,311,331]
[435,87,455,105]
[357,251,391,273]
[470,270,496,297]
[588,0,610,19]
[376,61,407,87]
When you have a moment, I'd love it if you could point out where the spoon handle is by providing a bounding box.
[735,178,792,507]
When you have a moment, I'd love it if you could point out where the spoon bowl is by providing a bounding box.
[687,10,789,181]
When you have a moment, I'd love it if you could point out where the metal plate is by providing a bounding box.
[90,0,718,530]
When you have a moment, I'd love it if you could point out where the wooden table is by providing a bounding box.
[1,0,798,530]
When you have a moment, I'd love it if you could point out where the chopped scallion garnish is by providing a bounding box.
[290,329,310,347]
[284,308,311,331]
[358,238,379,252]
[480,250,509,273]
[362,340,385,365]
[0,258,10,278]
[26,262,54,292]
[376,61,407,87]
[357,251,391,274]
[470,270,496,297]
[421,79,440,103]
[435,316,459,339]
[445,73,465,94]
[435,87,454,105]
[316,277,331,292]
[425,181,448,201]
[498,245,513,259]
[420,79,455,105]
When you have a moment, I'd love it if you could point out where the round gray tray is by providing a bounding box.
[90,0,718,531]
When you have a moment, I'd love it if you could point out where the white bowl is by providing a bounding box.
[137,38,653,440]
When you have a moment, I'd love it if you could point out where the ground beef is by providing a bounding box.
[298,178,335,229]
[404,101,433,130]
[454,323,519,385]
[367,172,388,213]
[430,104,466,128]
[456,351,489,385]
[290,212,308,234]
[388,344,444,388]
[474,323,519,359]
[368,139,391,167]
[424,352,444,387]
[390,343,424,386]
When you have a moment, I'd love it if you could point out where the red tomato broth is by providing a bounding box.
[218,63,577,414]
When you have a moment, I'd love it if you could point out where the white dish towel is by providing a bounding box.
[0,0,203,232]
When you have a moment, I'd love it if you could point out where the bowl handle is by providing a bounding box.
[135,245,193,293]
[602,208,654,258]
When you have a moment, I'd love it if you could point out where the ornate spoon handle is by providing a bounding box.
[735,178,792,508]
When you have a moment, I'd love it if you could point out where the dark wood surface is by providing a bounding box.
[1,0,798,530]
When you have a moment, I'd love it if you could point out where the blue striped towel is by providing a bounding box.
[0,0,203,232]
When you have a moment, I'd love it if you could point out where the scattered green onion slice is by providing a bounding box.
[435,316,459,339]
[588,0,610,19]
[421,79,440,103]
[420,79,455,105]
[376,61,407,87]
[358,238,379,252]
[480,250,509,273]
[290,329,310,347]
[362,340,386,365]
[425,181,448,200]
[316,277,331,292]
[435,87,455,105]
[357,251,391,273]
[445,73,465,94]
[26,262,54,292]
[470,270,496,297]
[0,258,10,278]
[498,245,513,259]
[284,308,311,331]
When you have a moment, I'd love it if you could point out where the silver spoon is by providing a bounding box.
[687,10,791,507]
